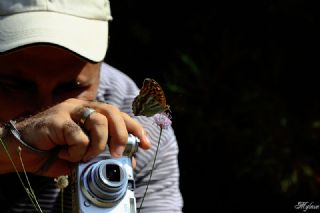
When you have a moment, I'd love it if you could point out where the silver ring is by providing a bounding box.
[80,107,96,126]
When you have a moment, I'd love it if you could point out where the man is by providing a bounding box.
[0,0,183,212]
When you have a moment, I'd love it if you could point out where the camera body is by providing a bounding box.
[73,134,139,213]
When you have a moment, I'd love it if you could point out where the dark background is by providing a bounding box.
[105,1,320,212]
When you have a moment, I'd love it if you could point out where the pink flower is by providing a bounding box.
[154,112,172,129]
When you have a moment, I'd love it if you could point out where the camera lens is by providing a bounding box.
[80,159,128,207]
[105,164,120,182]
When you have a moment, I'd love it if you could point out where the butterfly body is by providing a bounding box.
[132,78,170,117]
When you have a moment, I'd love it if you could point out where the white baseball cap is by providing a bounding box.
[0,0,112,62]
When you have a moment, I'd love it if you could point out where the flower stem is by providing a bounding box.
[0,139,42,212]
[18,148,43,212]
[137,128,163,213]
[61,189,64,213]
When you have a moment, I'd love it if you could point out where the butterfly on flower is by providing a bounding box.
[132,78,170,117]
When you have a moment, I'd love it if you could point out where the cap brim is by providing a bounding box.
[0,11,109,62]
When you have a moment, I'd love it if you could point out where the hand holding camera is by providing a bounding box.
[2,98,151,177]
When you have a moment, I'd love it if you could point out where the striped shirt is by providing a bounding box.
[0,63,183,213]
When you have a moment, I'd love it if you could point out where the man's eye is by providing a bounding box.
[0,81,26,92]
[55,81,87,93]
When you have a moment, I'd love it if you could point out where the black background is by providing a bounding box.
[105,1,320,212]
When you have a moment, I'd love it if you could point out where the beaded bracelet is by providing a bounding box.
[6,120,49,155]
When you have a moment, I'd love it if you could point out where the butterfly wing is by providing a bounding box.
[133,95,167,116]
[132,78,170,117]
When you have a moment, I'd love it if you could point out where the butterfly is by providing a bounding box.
[132,78,170,117]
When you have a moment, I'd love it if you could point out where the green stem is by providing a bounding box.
[0,139,42,212]
[137,128,163,213]
[18,149,43,212]
[61,189,64,213]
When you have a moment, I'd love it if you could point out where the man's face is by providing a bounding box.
[0,45,101,121]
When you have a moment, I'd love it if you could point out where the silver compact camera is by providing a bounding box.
[73,134,140,213]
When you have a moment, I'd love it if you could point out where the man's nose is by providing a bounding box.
[26,92,55,114]
[37,93,56,111]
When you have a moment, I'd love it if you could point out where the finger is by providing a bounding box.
[132,157,137,170]
[121,112,151,150]
[82,112,108,162]
[58,121,90,162]
[94,105,128,157]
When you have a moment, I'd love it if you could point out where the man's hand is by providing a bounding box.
[4,98,150,177]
